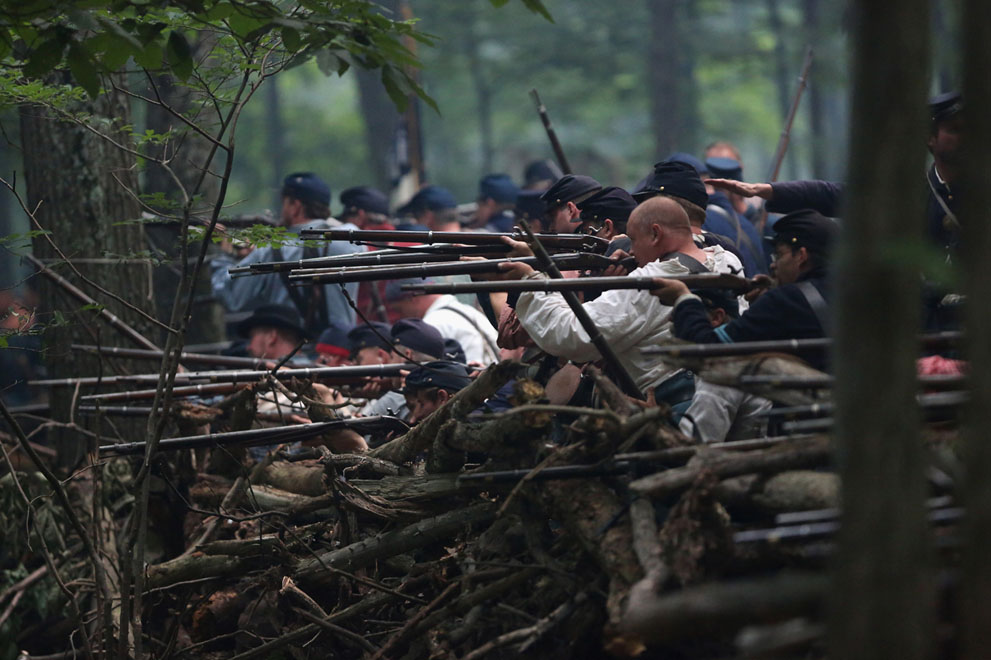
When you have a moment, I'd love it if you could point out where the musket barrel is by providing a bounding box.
[400,273,752,295]
[297,228,609,253]
[72,345,272,369]
[99,416,408,456]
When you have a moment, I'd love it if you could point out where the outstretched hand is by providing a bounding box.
[705,178,774,200]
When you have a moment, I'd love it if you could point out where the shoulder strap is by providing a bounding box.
[661,252,710,274]
[436,299,500,362]
[926,168,960,231]
[796,280,831,335]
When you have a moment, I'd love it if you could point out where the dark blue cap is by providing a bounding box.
[666,152,707,175]
[236,304,307,340]
[539,174,602,210]
[576,186,637,224]
[523,159,562,188]
[515,189,546,222]
[282,172,331,207]
[397,185,458,216]
[391,318,445,359]
[443,338,466,364]
[384,277,436,302]
[347,322,394,353]
[772,209,839,256]
[930,91,962,123]
[403,360,472,393]
[705,157,743,181]
[340,186,389,216]
[315,320,353,356]
[633,161,708,208]
[479,173,519,203]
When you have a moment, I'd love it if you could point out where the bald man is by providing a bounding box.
[498,196,719,393]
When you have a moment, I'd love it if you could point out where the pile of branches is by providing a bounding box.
[2,356,957,659]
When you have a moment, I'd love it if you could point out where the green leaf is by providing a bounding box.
[227,11,269,41]
[380,65,408,112]
[67,43,100,97]
[166,30,193,81]
[133,40,163,70]
[280,26,300,52]
[24,36,67,78]
[203,2,235,21]
[520,0,554,22]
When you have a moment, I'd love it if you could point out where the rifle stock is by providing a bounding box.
[400,273,755,295]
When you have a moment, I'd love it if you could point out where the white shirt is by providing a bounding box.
[423,295,499,365]
[515,254,718,392]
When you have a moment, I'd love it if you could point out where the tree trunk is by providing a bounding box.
[463,3,494,174]
[828,0,933,657]
[22,74,155,468]
[958,0,991,655]
[355,65,401,193]
[647,0,683,158]
[264,76,287,213]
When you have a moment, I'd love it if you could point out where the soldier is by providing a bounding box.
[522,159,562,191]
[503,196,717,395]
[539,174,602,234]
[574,186,636,243]
[402,361,472,425]
[633,160,747,277]
[703,156,767,275]
[396,185,461,232]
[651,209,838,372]
[384,279,500,366]
[235,304,308,362]
[473,173,520,232]
[339,185,392,230]
[314,321,353,367]
[211,172,364,334]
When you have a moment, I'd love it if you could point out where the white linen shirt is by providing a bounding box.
[515,253,717,392]
[423,295,500,365]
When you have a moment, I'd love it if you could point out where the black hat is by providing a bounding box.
[403,360,472,393]
[523,159,563,188]
[479,174,519,203]
[347,322,394,353]
[443,338,466,364]
[576,186,638,224]
[930,91,962,124]
[236,304,307,339]
[397,185,458,216]
[705,157,743,181]
[340,186,389,216]
[316,320,353,358]
[282,172,331,206]
[515,189,547,222]
[539,174,602,211]
[772,209,839,256]
[391,318,445,360]
[633,161,708,208]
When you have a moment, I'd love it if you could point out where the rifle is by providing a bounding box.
[78,405,326,424]
[24,253,160,351]
[228,244,526,277]
[736,373,965,390]
[49,364,412,390]
[72,344,275,369]
[767,46,815,183]
[287,253,639,286]
[530,88,572,174]
[99,415,409,456]
[80,382,249,402]
[400,273,756,296]
[642,331,962,358]
[297,228,608,253]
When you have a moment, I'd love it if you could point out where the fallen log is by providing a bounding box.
[621,571,827,643]
[630,435,832,499]
[294,502,497,585]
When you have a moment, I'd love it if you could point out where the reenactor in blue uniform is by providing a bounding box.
[539,174,602,234]
[474,173,520,232]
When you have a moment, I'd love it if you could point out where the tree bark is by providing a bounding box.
[829,0,934,657]
[22,74,155,469]
[646,0,684,158]
[958,0,991,655]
